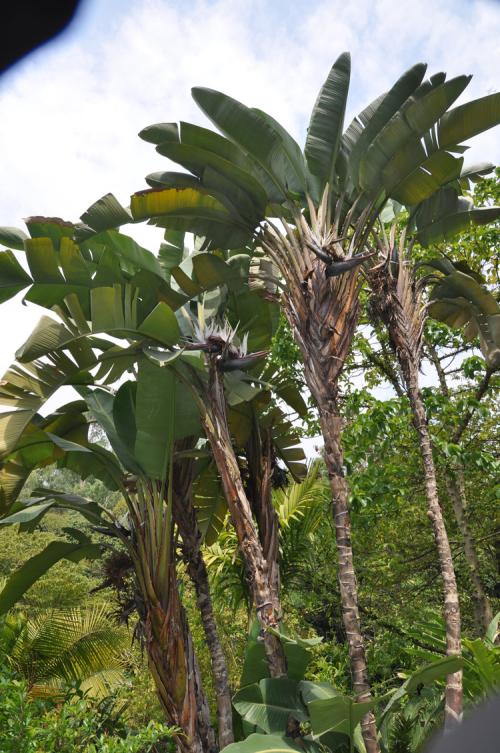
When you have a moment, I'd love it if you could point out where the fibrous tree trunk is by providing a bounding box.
[427,345,494,637]
[172,452,234,748]
[197,358,287,677]
[445,469,493,636]
[369,251,463,727]
[245,419,281,619]
[259,216,380,751]
[406,372,463,726]
[316,394,381,753]
[127,482,217,753]
[143,585,216,753]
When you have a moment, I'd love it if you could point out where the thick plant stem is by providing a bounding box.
[275,243,379,752]
[128,480,217,753]
[445,469,493,637]
[199,359,287,677]
[245,423,281,619]
[317,396,380,753]
[368,250,463,727]
[407,372,463,727]
[428,346,493,637]
[137,561,217,753]
[173,490,234,748]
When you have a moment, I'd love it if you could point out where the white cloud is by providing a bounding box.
[0,0,498,379]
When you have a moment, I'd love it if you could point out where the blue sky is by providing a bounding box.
[0,0,498,379]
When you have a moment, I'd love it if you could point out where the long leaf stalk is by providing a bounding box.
[368,246,463,727]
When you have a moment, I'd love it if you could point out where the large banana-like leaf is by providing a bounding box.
[0,534,101,615]
[85,359,201,479]
[133,358,200,477]
[78,385,141,475]
[251,108,309,198]
[233,678,308,734]
[359,75,471,195]
[426,265,500,369]
[86,229,164,278]
[172,252,250,297]
[156,141,267,222]
[0,226,29,250]
[345,62,427,189]
[305,51,351,187]
[15,287,180,363]
[0,355,94,457]
[130,186,253,248]
[0,404,91,514]
[0,489,108,531]
[384,149,464,205]
[139,121,179,145]
[239,622,314,689]
[191,87,306,197]
[0,235,94,310]
[0,227,155,313]
[414,187,500,247]
[438,92,500,148]
[227,289,280,353]
[179,121,285,204]
[220,735,310,753]
[78,193,132,237]
[0,249,32,303]
[308,693,383,739]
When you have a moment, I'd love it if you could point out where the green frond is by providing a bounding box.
[4,605,127,699]
[273,460,328,531]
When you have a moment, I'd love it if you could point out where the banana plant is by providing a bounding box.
[0,357,307,751]
[218,655,462,753]
[0,208,302,681]
[0,211,309,747]
[0,375,219,753]
[128,55,500,753]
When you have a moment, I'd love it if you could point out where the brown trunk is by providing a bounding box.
[445,469,493,636]
[259,212,380,750]
[317,395,380,753]
[140,567,217,753]
[368,252,463,727]
[428,344,493,637]
[406,371,463,728]
[127,478,217,753]
[245,422,281,618]
[200,358,287,677]
[173,463,234,748]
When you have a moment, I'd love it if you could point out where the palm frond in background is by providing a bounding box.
[0,603,127,699]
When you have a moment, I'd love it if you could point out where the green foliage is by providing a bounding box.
[0,605,127,699]
[0,672,176,753]
[225,657,460,752]
[0,54,499,753]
